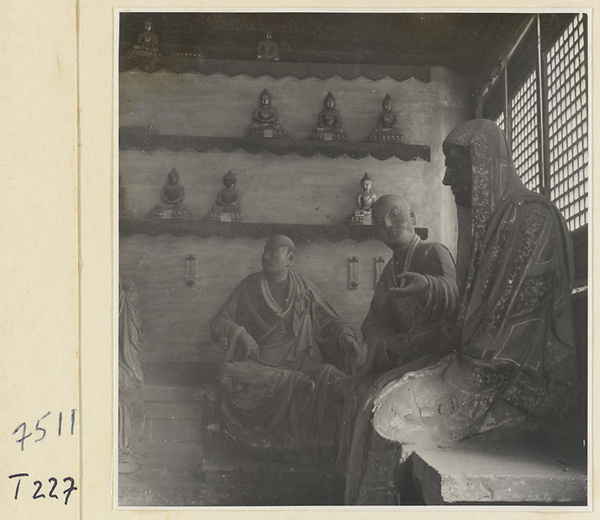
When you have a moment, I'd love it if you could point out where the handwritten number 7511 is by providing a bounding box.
[12,410,76,451]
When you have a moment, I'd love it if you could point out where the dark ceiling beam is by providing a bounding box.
[120,12,568,84]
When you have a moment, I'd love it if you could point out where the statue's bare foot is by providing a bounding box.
[297,374,316,393]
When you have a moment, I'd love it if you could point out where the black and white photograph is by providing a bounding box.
[116,11,589,508]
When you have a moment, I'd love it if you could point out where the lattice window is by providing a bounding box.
[495,112,506,133]
[510,71,541,192]
[546,13,588,231]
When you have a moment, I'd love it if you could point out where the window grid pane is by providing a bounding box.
[547,13,588,231]
[510,71,541,192]
[495,112,506,133]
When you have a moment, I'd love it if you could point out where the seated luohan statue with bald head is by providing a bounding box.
[336,195,459,499]
[362,195,459,371]
[210,235,360,458]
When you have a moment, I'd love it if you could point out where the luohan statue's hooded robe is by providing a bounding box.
[345,119,578,504]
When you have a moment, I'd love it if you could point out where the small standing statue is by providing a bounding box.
[119,277,145,474]
[349,172,378,225]
[309,91,347,141]
[367,94,404,142]
[257,30,280,61]
[248,89,288,138]
[208,170,242,222]
[127,17,161,58]
[148,168,190,220]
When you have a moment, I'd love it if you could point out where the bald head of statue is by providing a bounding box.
[372,195,416,251]
[262,235,296,282]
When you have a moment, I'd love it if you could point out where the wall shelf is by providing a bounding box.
[119,219,428,243]
[119,56,431,83]
[119,132,430,162]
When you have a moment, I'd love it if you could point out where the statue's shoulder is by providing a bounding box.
[291,270,320,295]
[416,240,455,264]
[235,272,263,291]
[422,239,450,253]
[499,190,559,226]
[289,269,308,286]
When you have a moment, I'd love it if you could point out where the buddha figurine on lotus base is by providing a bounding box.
[367,94,404,143]
[127,17,161,58]
[349,172,378,225]
[257,30,280,61]
[248,89,288,138]
[208,170,242,222]
[309,92,347,141]
[148,168,190,220]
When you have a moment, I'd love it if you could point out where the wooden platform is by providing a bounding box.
[407,432,587,505]
[118,382,338,507]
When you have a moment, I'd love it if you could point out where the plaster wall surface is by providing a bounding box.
[119,65,472,372]
[120,66,471,249]
[120,234,390,363]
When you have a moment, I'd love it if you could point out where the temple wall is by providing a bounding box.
[120,234,390,369]
[118,65,472,381]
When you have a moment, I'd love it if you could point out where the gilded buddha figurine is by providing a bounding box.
[127,17,161,58]
[148,168,189,220]
[367,94,404,142]
[309,92,347,141]
[209,170,242,221]
[350,173,378,225]
[257,30,280,61]
[248,89,288,138]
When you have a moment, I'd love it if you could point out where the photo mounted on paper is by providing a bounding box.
[116,11,589,508]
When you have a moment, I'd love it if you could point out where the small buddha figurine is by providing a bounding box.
[148,168,189,220]
[248,89,288,138]
[309,92,347,141]
[257,30,280,61]
[349,173,378,225]
[209,170,242,222]
[367,94,404,142]
[127,17,161,58]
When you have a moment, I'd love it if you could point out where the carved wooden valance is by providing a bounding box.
[119,56,431,83]
[119,219,428,243]
[119,132,430,162]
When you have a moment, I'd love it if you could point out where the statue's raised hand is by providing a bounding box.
[387,272,429,298]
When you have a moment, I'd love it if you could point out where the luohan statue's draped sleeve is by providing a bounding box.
[210,275,253,362]
[302,275,357,369]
